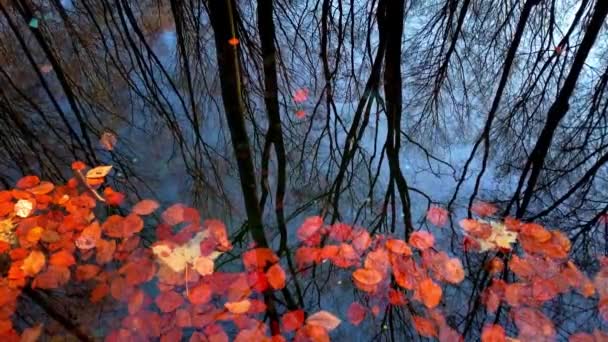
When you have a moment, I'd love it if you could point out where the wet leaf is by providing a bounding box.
[471,201,498,217]
[132,199,160,216]
[86,165,113,179]
[346,302,366,326]
[21,250,46,276]
[297,216,324,243]
[481,324,505,342]
[193,256,214,276]
[426,206,449,227]
[225,299,251,314]
[266,263,286,290]
[27,181,54,195]
[16,176,40,189]
[15,199,34,218]
[49,250,75,267]
[418,278,442,308]
[412,316,437,338]
[306,310,341,331]
[155,291,184,313]
[100,131,118,151]
[282,310,305,332]
[409,231,435,250]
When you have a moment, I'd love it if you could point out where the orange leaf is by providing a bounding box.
[306,310,341,331]
[228,37,239,46]
[409,231,435,250]
[388,288,407,306]
[27,181,54,195]
[132,199,160,216]
[266,263,286,290]
[90,282,110,303]
[16,175,40,189]
[346,302,366,326]
[282,309,305,332]
[418,278,442,308]
[75,264,100,281]
[71,161,86,171]
[21,250,46,276]
[426,206,448,227]
[49,250,75,267]
[155,290,184,313]
[225,299,251,314]
[385,239,412,256]
[352,268,383,292]
[481,324,505,342]
[412,316,437,338]
[441,258,465,284]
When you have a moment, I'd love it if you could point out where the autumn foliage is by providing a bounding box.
[0,167,606,341]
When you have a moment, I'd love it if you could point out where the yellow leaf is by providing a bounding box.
[21,250,46,276]
[86,165,113,179]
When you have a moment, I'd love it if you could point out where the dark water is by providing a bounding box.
[1,0,608,341]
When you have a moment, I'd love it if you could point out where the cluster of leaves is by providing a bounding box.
[0,166,607,341]
[292,216,465,339]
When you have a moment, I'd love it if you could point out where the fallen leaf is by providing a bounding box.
[426,206,449,227]
[132,199,160,216]
[282,310,305,332]
[418,278,442,309]
[266,263,286,290]
[21,250,46,276]
[346,302,366,326]
[155,291,184,313]
[306,310,341,331]
[225,299,251,314]
[100,131,118,151]
[86,165,113,179]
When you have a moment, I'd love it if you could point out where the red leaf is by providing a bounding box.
[16,175,40,189]
[282,310,305,332]
[346,302,366,326]
[49,250,75,267]
[306,310,341,331]
[155,291,184,313]
[297,216,324,243]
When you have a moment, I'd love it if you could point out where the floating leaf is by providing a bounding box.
[418,278,442,309]
[49,250,75,267]
[426,206,449,227]
[188,283,212,305]
[27,181,54,195]
[471,201,498,217]
[228,37,239,46]
[346,302,366,326]
[100,131,118,151]
[297,216,324,243]
[132,199,160,216]
[225,299,251,314]
[282,310,305,332]
[409,231,435,250]
[306,310,341,331]
[481,324,505,342]
[155,291,184,313]
[86,165,113,179]
[71,161,86,171]
[412,316,437,338]
[266,263,286,290]
[16,175,40,189]
[162,204,185,226]
[193,256,214,276]
[21,250,45,276]
[15,199,34,218]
